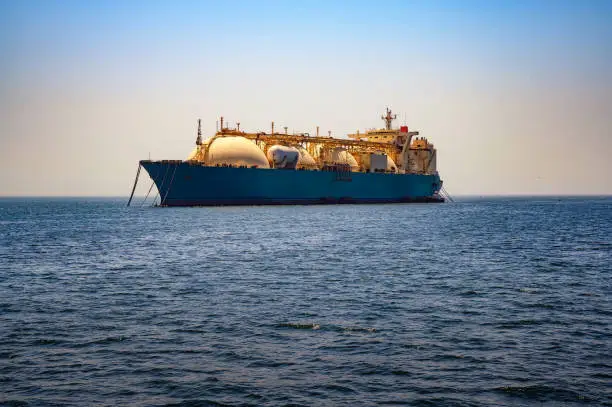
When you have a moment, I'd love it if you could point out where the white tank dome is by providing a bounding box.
[206,136,270,168]
[325,147,359,171]
[387,156,398,173]
[266,145,300,169]
[296,146,318,169]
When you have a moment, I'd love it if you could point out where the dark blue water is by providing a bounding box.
[1,197,610,406]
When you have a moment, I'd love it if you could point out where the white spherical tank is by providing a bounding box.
[325,147,359,171]
[205,136,270,168]
[266,145,300,169]
[387,156,398,173]
[296,146,318,169]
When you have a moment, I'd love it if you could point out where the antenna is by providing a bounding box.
[381,107,397,130]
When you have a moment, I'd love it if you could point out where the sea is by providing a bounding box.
[1,197,610,406]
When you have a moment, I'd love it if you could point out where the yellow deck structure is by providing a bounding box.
[188,108,438,174]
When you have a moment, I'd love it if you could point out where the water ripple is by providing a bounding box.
[1,197,611,406]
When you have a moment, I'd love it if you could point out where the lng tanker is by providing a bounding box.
[129,109,445,206]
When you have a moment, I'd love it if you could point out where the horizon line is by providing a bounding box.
[1,194,611,199]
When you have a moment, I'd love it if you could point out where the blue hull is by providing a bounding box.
[140,161,443,206]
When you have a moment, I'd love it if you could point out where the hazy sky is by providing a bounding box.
[1,0,611,196]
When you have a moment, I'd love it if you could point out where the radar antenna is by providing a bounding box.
[196,119,202,145]
[381,107,397,130]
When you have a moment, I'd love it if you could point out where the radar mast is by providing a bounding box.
[196,119,202,145]
[381,107,397,130]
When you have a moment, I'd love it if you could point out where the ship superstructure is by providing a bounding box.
[128,109,444,206]
[185,108,438,176]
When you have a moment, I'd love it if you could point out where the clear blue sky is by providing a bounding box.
[1,0,611,195]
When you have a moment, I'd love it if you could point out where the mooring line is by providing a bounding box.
[160,163,179,206]
[140,179,156,207]
[127,164,142,207]
[442,186,455,203]
[146,163,171,207]
[140,163,167,207]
